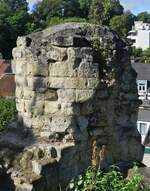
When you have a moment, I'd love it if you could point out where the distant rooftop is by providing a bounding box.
[138,108,150,122]
[0,75,15,97]
[133,21,150,31]
[131,62,150,80]
[0,60,12,76]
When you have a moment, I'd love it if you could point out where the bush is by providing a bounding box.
[143,48,150,57]
[0,97,17,130]
[133,48,143,58]
[67,166,150,191]
[48,16,88,27]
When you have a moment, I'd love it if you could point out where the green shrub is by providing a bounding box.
[143,48,150,57]
[67,166,149,191]
[48,17,88,27]
[0,97,17,130]
[133,48,143,58]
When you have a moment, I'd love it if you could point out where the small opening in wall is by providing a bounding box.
[26,37,32,47]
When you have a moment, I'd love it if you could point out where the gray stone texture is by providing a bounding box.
[0,23,144,191]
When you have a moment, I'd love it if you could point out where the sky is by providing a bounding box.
[27,0,150,15]
[120,0,150,15]
[26,0,41,9]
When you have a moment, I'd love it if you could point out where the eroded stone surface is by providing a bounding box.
[0,23,144,191]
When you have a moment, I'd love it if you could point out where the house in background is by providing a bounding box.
[0,60,15,97]
[132,62,150,146]
[132,62,150,100]
[127,21,150,50]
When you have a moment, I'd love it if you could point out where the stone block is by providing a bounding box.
[48,77,99,90]
[15,75,27,87]
[15,183,34,191]
[27,61,49,76]
[49,61,71,77]
[15,60,27,75]
[16,87,24,99]
[40,131,52,138]
[23,90,34,101]
[78,62,99,78]
[32,160,42,175]
[76,90,95,103]
[49,115,76,133]
[24,100,44,115]
[27,77,47,92]
[44,101,60,114]
[32,116,47,129]
[23,115,32,128]
[57,89,76,103]
[45,89,58,101]
[50,34,74,47]
[12,47,23,59]
[60,103,80,116]
[16,99,25,113]
[47,46,67,61]
[16,36,32,47]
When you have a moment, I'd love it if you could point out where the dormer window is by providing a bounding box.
[139,83,146,91]
[137,80,147,94]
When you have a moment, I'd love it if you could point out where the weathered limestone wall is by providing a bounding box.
[10,23,144,190]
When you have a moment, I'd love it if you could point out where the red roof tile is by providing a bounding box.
[0,60,12,76]
[0,74,16,97]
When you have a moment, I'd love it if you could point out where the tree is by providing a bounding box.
[137,12,150,23]
[109,11,135,36]
[133,48,143,57]
[34,0,82,23]
[89,0,123,25]
[0,0,33,58]
[143,48,150,57]
[79,0,92,17]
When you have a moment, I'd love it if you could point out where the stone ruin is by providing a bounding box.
[0,23,144,191]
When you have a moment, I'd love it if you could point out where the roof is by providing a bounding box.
[141,99,150,108]
[0,74,15,97]
[0,60,12,76]
[138,108,150,122]
[131,62,150,80]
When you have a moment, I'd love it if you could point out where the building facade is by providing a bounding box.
[127,21,150,50]
[132,62,150,147]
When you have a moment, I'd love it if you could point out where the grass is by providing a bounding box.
[0,97,17,130]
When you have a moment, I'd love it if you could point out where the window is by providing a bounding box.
[138,123,147,136]
[138,83,146,92]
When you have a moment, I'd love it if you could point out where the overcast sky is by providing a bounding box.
[27,0,150,15]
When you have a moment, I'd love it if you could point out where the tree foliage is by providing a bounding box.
[89,0,123,25]
[79,0,92,17]
[109,11,135,36]
[1,0,150,58]
[136,12,150,23]
[0,0,35,59]
[34,0,82,24]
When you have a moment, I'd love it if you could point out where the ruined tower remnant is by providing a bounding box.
[6,23,144,190]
